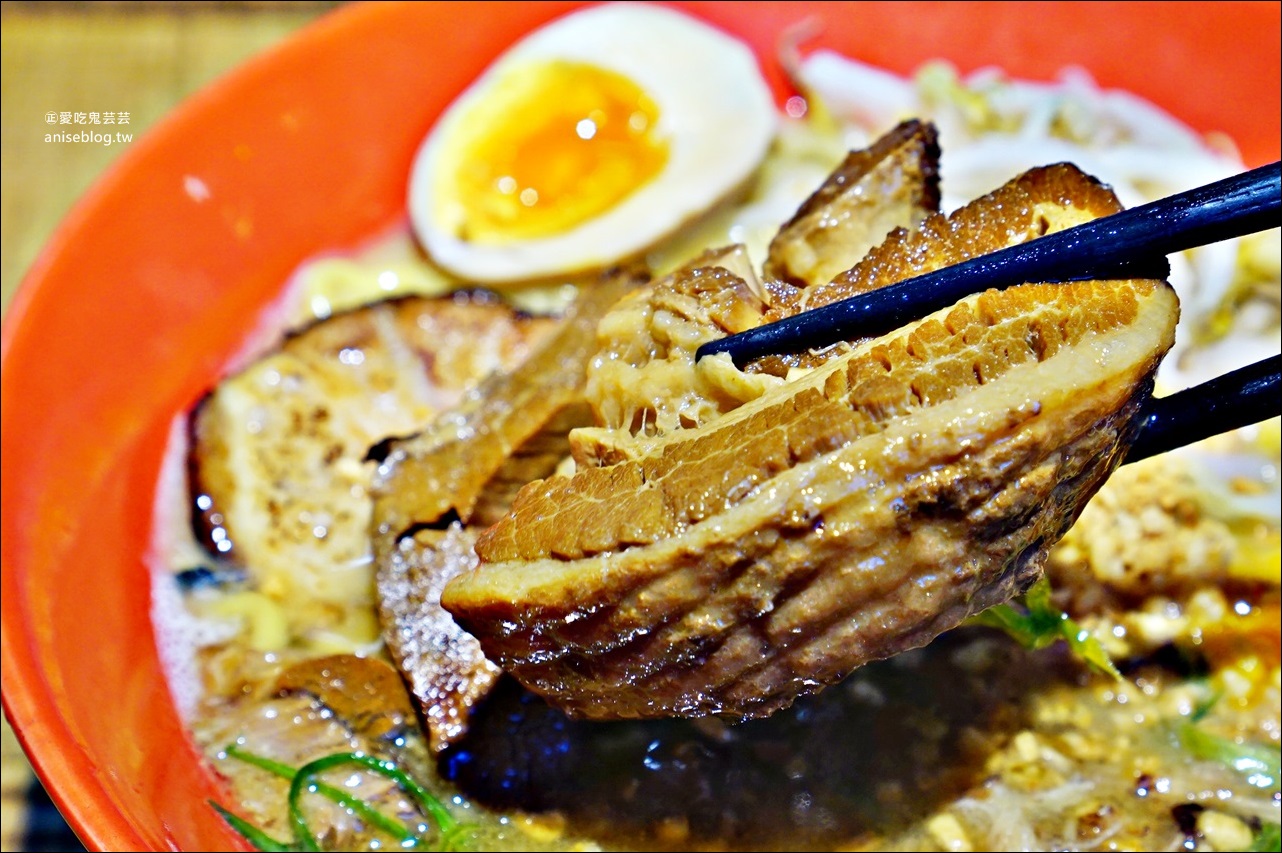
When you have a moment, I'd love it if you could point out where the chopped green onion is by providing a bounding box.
[1189,691,1221,724]
[210,800,297,851]
[223,744,298,778]
[217,743,467,851]
[968,575,1122,679]
[1251,821,1281,852]
[1177,724,1281,791]
[288,752,457,849]
[225,744,416,841]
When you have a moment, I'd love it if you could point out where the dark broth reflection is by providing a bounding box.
[441,631,1065,849]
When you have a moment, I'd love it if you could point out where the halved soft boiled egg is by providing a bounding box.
[408,2,778,283]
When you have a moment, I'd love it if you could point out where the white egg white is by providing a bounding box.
[408,2,778,283]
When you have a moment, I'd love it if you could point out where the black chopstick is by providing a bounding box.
[696,161,1281,366]
[1124,354,1281,464]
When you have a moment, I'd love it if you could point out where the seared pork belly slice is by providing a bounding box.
[371,269,646,750]
[375,525,498,753]
[806,162,1128,310]
[762,119,940,289]
[188,295,556,641]
[583,245,778,436]
[584,122,940,436]
[197,655,435,849]
[273,654,424,753]
[751,162,1128,375]
[442,167,1180,721]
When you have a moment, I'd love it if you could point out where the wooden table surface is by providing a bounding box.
[1,3,340,314]
[1,7,339,847]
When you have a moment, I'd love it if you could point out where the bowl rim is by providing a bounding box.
[1,4,393,849]
[3,2,1279,850]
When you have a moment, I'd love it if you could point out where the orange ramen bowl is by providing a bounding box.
[3,2,1279,849]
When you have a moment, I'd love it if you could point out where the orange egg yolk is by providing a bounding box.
[444,60,668,244]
